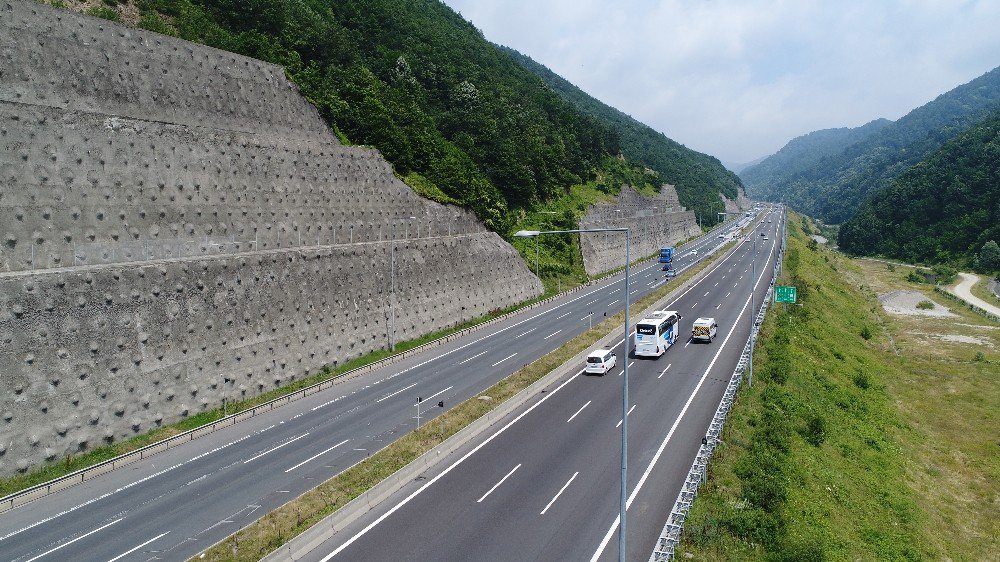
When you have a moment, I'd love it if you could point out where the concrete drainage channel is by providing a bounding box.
[648,213,787,562]
[0,224,735,514]
[260,232,745,562]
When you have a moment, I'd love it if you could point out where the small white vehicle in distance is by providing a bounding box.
[585,348,617,375]
[692,317,718,342]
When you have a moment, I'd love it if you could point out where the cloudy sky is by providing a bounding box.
[440,0,1000,166]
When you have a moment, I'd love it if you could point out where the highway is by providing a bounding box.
[286,208,784,562]
[0,215,752,562]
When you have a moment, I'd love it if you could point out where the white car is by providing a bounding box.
[585,348,617,375]
[686,250,698,257]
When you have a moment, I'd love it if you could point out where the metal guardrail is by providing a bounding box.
[648,209,787,562]
[0,222,739,514]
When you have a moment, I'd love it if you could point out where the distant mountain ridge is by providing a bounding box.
[741,118,892,195]
[839,109,1000,264]
[743,65,1000,224]
[501,46,745,222]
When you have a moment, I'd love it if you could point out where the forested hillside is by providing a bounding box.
[502,47,744,223]
[745,66,1000,223]
[740,118,891,198]
[839,110,1000,265]
[73,0,732,234]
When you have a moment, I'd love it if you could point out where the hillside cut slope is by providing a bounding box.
[745,66,1000,223]
[0,0,540,475]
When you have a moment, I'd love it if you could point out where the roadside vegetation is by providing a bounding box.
[680,213,998,560]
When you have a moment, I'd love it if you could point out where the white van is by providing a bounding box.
[585,348,617,375]
[692,317,718,342]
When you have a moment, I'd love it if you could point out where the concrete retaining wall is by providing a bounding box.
[0,1,541,475]
[579,185,700,276]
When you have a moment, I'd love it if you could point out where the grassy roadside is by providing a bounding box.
[679,213,999,560]
[193,240,737,561]
[967,273,1000,308]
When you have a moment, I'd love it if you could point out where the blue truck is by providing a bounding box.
[658,247,674,264]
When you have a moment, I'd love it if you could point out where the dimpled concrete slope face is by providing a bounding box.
[0,1,542,475]
[579,185,700,276]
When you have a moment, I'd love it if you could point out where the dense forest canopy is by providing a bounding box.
[839,110,1000,267]
[741,118,891,198]
[743,65,1000,224]
[91,0,735,235]
[502,47,744,224]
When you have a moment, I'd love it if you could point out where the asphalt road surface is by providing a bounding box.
[0,212,766,562]
[284,209,784,562]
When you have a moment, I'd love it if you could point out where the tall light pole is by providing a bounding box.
[516,227,631,562]
[390,216,417,351]
[749,225,757,387]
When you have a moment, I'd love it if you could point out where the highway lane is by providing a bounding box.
[291,208,784,562]
[0,217,745,562]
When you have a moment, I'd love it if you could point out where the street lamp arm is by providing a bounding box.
[515,227,627,237]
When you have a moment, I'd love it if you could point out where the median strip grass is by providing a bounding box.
[194,242,736,561]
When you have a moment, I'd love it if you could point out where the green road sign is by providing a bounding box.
[775,285,797,304]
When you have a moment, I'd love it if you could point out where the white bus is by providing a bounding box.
[633,310,680,357]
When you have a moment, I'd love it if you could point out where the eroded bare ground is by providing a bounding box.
[846,259,999,557]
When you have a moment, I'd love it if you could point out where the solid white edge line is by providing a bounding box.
[589,223,777,562]
[458,350,488,365]
[491,352,517,367]
[24,518,122,562]
[243,433,310,465]
[284,439,350,473]
[106,531,170,562]
[566,400,592,423]
[317,370,586,561]
[476,464,522,503]
[375,382,419,403]
[540,472,579,515]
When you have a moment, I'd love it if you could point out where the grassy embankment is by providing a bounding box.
[192,240,736,561]
[680,213,998,560]
[966,274,1000,309]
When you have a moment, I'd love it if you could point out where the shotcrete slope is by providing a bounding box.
[0,0,541,475]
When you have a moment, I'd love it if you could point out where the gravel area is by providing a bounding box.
[878,290,956,317]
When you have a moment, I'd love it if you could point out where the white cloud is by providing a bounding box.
[443,0,1000,163]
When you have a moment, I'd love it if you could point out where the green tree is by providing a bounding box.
[978,240,1000,272]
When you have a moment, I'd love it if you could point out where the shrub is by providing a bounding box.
[932,264,957,285]
[886,263,896,272]
[853,371,870,390]
[907,270,925,283]
[974,351,985,362]
[802,413,826,447]
[916,300,935,310]
[860,325,873,340]
[86,6,120,21]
